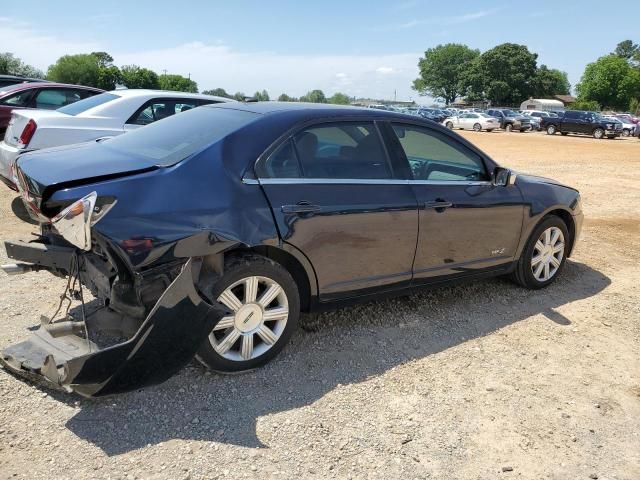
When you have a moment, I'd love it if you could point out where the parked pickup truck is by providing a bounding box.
[485,109,532,132]
[541,110,622,139]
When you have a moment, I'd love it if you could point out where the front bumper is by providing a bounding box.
[1,250,224,397]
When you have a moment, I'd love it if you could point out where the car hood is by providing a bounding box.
[15,141,158,198]
[515,172,577,192]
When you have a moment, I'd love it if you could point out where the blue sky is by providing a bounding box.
[0,1,636,102]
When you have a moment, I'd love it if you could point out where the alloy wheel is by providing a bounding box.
[531,227,565,282]
[473,123,482,132]
[209,276,289,361]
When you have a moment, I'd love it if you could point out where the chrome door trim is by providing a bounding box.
[246,178,493,186]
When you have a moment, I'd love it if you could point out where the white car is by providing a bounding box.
[603,115,636,137]
[0,89,233,188]
[443,112,499,132]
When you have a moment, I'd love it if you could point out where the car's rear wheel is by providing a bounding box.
[511,216,569,289]
[561,132,568,136]
[473,123,482,132]
[505,124,513,132]
[593,128,605,139]
[196,254,300,373]
[486,129,494,132]
[622,128,630,137]
[546,125,556,135]
[445,121,453,129]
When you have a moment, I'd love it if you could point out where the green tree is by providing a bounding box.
[328,92,351,105]
[576,54,640,110]
[120,65,159,89]
[277,93,297,102]
[413,43,479,105]
[158,74,198,93]
[253,90,270,101]
[463,43,538,105]
[233,92,246,101]
[202,88,232,98]
[95,65,121,90]
[47,54,102,87]
[0,52,44,78]
[300,89,326,103]
[532,65,570,98]
[614,40,639,61]
[568,99,601,111]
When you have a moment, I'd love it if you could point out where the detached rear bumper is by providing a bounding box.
[1,256,224,397]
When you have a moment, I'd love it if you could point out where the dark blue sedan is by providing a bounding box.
[1,102,583,396]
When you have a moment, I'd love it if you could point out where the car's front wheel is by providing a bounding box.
[511,216,569,289]
[593,128,605,139]
[505,124,513,132]
[445,121,453,129]
[622,128,630,137]
[546,124,557,135]
[196,254,300,373]
[473,123,482,132]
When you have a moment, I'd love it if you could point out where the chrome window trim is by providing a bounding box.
[246,178,492,186]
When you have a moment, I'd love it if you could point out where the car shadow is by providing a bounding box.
[57,260,610,455]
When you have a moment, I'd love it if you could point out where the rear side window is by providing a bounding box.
[392,124,487,182]
[58,92,119,115]
[103,106,259,166]
[33,89,89,109]
[127,99,218,126]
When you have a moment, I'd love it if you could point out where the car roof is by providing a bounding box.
[0,82,103,96]
[203,101,414,121]
[109,89,235,102]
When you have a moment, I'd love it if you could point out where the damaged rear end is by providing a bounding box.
[1,180,225,396]
[1,105,273,396]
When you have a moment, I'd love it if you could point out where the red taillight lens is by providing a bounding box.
[19,119,37,146]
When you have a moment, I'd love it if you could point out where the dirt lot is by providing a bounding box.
[0,131,638,480]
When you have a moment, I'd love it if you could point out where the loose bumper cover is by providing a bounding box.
[0,252,224,397]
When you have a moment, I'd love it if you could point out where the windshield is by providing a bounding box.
[103,106,260,166]
[503,110,518,117]
[57,92,120,115]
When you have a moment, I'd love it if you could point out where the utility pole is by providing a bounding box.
[394,89,397,102]
[162,69,167,76]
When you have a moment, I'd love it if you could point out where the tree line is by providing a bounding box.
[413,40,640,112]
[201,88,351,104]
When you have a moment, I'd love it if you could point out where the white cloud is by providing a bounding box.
[380,8,501,31]
[0,19,420,101]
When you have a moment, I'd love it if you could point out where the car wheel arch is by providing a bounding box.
[213,244,316,312]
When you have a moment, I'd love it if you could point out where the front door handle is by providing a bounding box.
[281,202,322,214]
[425,200,453,210]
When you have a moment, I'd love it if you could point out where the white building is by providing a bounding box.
[519,98,566,112]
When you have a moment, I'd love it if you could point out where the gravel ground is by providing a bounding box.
[0,131,639,480]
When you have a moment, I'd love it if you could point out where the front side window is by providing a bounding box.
[1,90,34,107]
[262,122,392,180]
[392,124,488,182]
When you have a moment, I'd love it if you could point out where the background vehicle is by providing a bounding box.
[542,110,622,139]
[0,89,233,189]
[1,103,583,396]
[0,75,51,89]
[0,82,103,137]
[603,115,635,137]
[520,113,541,131]
[486,109,532,132]
[443,112,498,131]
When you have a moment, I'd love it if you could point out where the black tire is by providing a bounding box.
[593,128,604,139]
[546,124,556,135]
[445,121,453,129]
[511,216,570,290]
[622,128,630,137]
[473,123,482,132]
[486,129,494,132]
[561,132,568,136]
[196,254,300,373]
[505,124,513,132]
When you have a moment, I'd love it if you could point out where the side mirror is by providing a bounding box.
[493,167,512,187]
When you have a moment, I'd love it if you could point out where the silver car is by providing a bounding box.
[0,90,233,189]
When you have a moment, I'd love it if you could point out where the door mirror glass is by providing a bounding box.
[493,167,511,186]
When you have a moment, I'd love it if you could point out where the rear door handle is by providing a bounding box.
[281,203,322,214]
[425,200,453,210]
